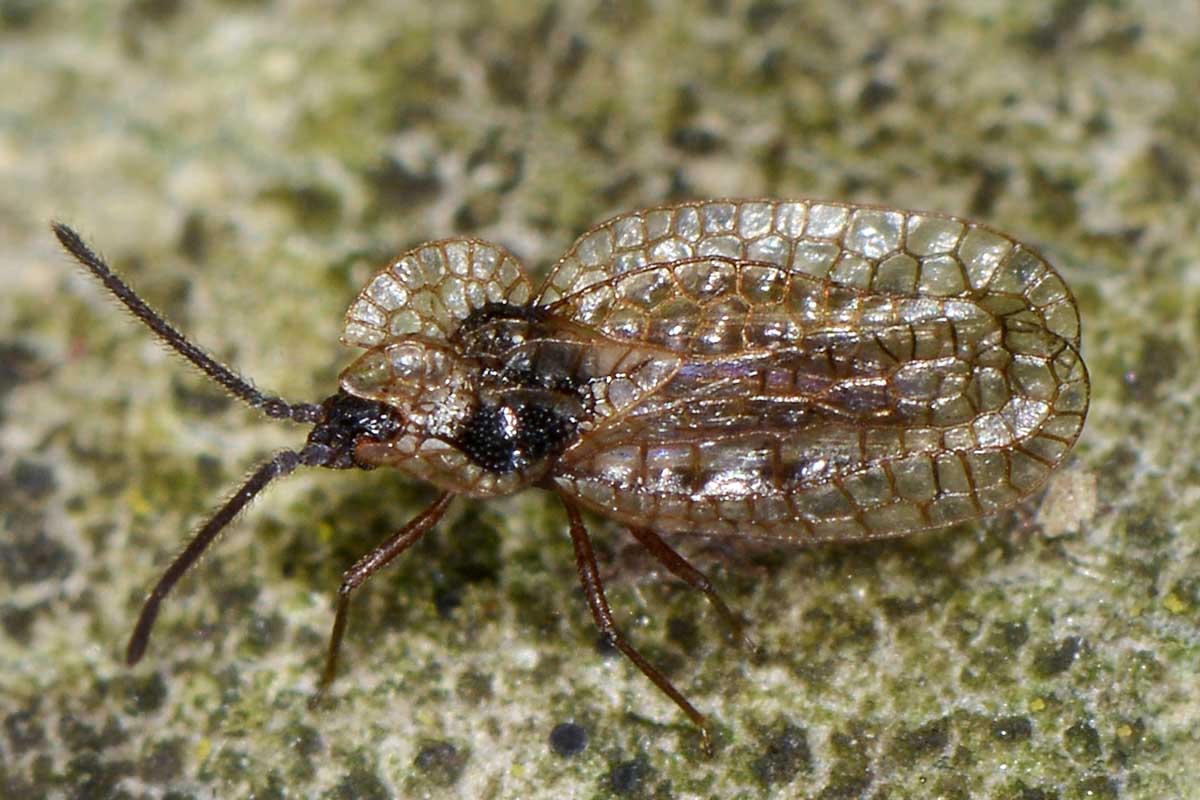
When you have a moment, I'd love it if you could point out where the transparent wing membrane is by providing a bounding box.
[531,201,1087,542]
[537,199,1080,350]
[342,237,533,348]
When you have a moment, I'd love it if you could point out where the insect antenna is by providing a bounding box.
[124,447,321,664]
[51,222,322,424]
[51,223,342,662]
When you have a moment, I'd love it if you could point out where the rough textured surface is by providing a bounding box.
[2,1,1197,797]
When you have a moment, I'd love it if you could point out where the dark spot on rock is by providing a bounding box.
[1128,649,1165,684]
[891,717,949,762]
[879,594,925,621]
[1075,775,1118,799]
[211,745,254,786]
[214,581,260,616]
[666,167,695,202]
[1120,503,1167,547]
[830,725,873,760]
[1034,636,1082,677]
[0,0,42,29]
[1099,21,1144,50]
[178,210,211,262]
[0,769,34,800]
[1027,164,1080,229]
[4,703,45,754]
[997,620,1030,651]
[244,612,286,655]
[252,771,287,800]
[140,738,185,784]
[1145,142,1191,201]
[12,460,55,500]
[65,751,135,799]
[284,722,323,782]
[259,182,343,231]
[453,194,501,231]
[1064,721,1102,762]
[485,55,531,106]
[1007,782,1057,800]
[818,772,874,800]
[463,130,524,193]
[59,713,104,751]
[127,0,184,24]
[1110,717,1149,767]
[363,158,441,217]
[599,171,642,206]
[413,740,468,787]
[0,528,74,585]
[30,752,54,788]
[670,127,723,155]
[1019,0,1089,51]
[1085,111,1111,136]
[123,672,168,715]
[215,664,243,706]
[823,725,874,798]
[968,165,1010,218]
[607,756,651,796]
[746,0,785,32]
[549,721,588,757]
[0,340,41,407]
[454,669,493,705]
[666,615,700,652]
[98,715,128,750]
[858,79,897,111]
[433,586,462,618]
[991,715,1033,744]
[0,603,37,644]
[1122,334,1183,403]
[333,764,390,800]
[286,722,323,758]
[432,508,502,616]
[751,719,811,789]
[550,34,588,97]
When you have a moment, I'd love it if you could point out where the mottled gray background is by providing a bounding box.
[2,1,1197,798]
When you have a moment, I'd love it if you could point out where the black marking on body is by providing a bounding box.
[454,400,578,474]
[306,390,405,469]
[458,302,590,394]
[495,359,585,395]
[456,302,548,335]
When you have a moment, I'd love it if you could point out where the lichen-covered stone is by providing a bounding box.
[4,1,1198,797]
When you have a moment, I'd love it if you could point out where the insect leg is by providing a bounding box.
[559,495,713,756]
[126,449,305,665]
[310,491,454,708]
[626,526,756,651]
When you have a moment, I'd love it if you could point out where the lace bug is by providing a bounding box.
[55,199,1088,754]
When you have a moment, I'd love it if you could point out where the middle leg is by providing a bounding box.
[560,494,713,755]
[310,491,454,708]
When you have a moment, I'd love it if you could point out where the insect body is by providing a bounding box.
[55,199,1088,754]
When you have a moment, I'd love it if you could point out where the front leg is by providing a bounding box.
[309,492,454,708]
